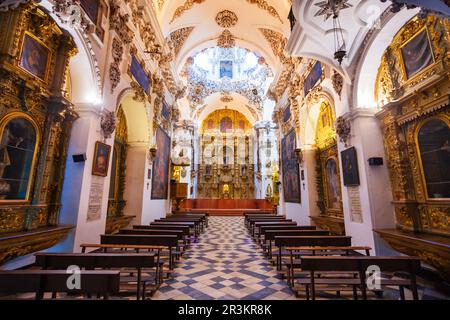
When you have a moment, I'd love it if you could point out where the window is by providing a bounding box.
[418,118,450,199]
[0,114,38,201]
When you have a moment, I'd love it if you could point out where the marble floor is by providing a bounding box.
[150,216,448,300]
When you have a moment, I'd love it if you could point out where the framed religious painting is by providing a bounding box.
[281,129,301,203]
[151,126,171,199]
[92,141,111,177]
[220,60,233,79]
[19,32,51,82]
[304,61,322,96]
[400,27,434,80]
[283,105,291,123]
[130,55,150,93]
[341,147,360,186]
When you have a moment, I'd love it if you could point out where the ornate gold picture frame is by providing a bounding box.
[19,32,52,82]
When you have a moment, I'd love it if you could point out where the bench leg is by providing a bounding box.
[399,286,405,300]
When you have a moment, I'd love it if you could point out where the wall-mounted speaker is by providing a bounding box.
[368,157,383,166]
[72,153,87,163]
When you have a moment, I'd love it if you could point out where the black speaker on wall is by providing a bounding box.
[72,153,87,163]
[368,157,383,166]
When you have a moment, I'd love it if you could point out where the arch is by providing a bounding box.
[354,8,419,109]
[0,112,40,202]
[38,1,101,106]
[302,91,337,147]
[415,115,450,200]
[116,89,150,144]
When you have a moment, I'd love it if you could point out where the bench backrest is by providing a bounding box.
[260,226,317,234]
[150,221,195,227]
[0,270,120,295]
[133,225,190,235]
[274,236,352,247]
[265,230,330,240]
[35,253,156,269]
[300,256,421,274]
[119,229,183,239]
[101,234,179,247]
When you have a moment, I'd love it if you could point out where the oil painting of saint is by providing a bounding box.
[92,141,111,177]
[281,129,301,203]
[325,158,341,209]
[20,33,50,81]
[151,126,170,199]
[401,29,433,79]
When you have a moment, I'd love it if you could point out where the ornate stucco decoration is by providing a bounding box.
[314,0,353,20]
[100,111,117,140]
[109,36,124,93]
[335,116,351,147]
[217,29,235,48]
[259,28,287,60]
[220,94,233,103]
[170,0,206,23]
[169,27,195,56]
[332,70,344,98]
[109,0,133,45]
[216,10,238,28]
[131,81,146,102]
[245,0,282,23]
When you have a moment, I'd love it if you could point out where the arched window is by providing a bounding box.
[417,118,450,199]
[0,114,38,201]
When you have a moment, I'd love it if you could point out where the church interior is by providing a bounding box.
[0,0,449,302]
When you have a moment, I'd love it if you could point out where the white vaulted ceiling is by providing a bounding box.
[287,0,392,78]
[157,0,291,74]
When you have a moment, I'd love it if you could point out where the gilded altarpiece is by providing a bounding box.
[312,101,345,235]
[197,110,255,199]
[0,3,77,264]
[106,107,133,234]
[375,16,450,280]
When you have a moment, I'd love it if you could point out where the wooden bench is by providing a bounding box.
[172,212,208,227]
[119,229,187,251]
[34,252,161,300]
[285,246,372,287]
[251,221,297,238]
[99,234,179,270]
[157,217,204,233]
[258,225,317,244]
[296,256,421,300]
[0,270,120,300]
[273,236,352,270]
[245,216,289,228]
[263,230,330,258]
[150,221,198,239]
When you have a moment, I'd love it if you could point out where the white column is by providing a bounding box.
[338,109,397,255]
[57,106,112,252]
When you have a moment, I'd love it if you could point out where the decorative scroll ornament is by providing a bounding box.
[259,28,287,59]
[220,94,234,103]
[335,116,351,147]
[215,10,238,28]
[170,0,206,23]
[217,29,235,48]
[332,70,344,98]
[245,0,282,23]
[109,37,124,93]
[169,27,195,56]
[100,111,117,140]
[314,0,353,20]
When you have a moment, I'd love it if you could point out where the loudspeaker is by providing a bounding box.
[72,153,87,163]
[368,157,383,166]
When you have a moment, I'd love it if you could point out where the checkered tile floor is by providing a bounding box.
[151,216,449,300]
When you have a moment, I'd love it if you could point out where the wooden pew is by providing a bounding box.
[133,225,192,243]
[297,256,421,300]
[172,212,208,227]
[251,221,297,238]
[263,230,330,258]
[119,229,186,251]
[245,216,288,228]
[100,234,179,270]
[258,225,317,244]
[273,236,352,270]
[34,252,160,300]
[285,246,371,287]
[157,217,204,233]
[150,221,198,239]
[0,270,120,300]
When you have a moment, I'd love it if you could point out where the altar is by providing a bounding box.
[179,199,275,216]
